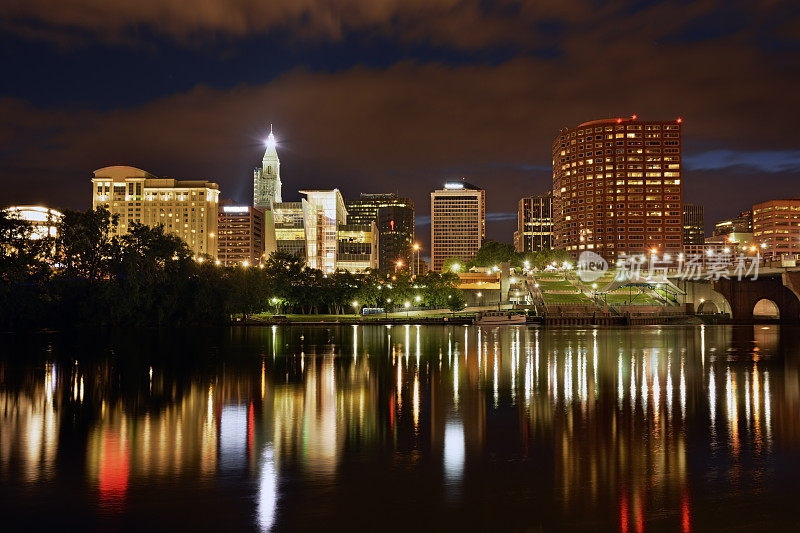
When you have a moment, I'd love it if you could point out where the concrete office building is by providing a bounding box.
[217,204,266,266]
[552,117,683,261]
[430,181,485,272]
[92,165,219,258]
[753,199,800,260]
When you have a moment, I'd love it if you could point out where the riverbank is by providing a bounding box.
[235,311,718,327]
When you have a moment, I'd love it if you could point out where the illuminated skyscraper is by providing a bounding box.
[253,125,282,210]
[253,125,282,256]
[682,203,705,245]
[430,181,485,272]
[753,199,800,260]
[91,165,219,258]
[514,193,553,253]
[217,204,266,266]
[345,193,415,272]
[552,117,683,260]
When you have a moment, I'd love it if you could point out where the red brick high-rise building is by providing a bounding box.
[552,117,683,261]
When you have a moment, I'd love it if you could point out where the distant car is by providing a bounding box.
[362,308,385,316]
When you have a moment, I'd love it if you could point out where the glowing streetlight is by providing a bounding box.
[404,301,411,308]
[242,260,250,268]
[352,300,359,316]
[450,262,461,273]
[415,295,421,302]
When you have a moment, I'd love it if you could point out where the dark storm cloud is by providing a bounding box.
[0,0,798,247]
[685,150,800,172]
[0,0,591,49]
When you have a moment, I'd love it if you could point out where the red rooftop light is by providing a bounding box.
[616,118,622,124]
[676,117,683,123]
[631,114,638,119]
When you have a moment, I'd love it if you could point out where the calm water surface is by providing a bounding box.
[2,325,800,531]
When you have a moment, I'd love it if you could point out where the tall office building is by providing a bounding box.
[514,193,553,252]
[712,209,753,237]
[217,204,266,266]
[753,199,800,260]
[345,193,414,271]
[552,117,683,261]
[253,125,282,256]
[253,126,282,210]
[376,205,415,271]
[430,181,485,272]
[92,166,219,258]
[682,203,705,245]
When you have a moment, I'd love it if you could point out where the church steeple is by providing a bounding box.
[254,124,282,209]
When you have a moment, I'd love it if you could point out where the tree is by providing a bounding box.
[470,240,518,268]
[442,256,464,273]
[447,290,466,312]
[57,207,120,281]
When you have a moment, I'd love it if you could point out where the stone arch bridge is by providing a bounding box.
[672,269,800,323]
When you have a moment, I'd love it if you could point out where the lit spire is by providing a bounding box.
[265,124,276,150]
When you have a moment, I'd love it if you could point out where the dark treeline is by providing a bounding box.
[0,208,464,329]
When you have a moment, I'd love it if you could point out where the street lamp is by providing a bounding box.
[413,243,420,276]
[404,300,411,318]
[242,260,250,268]
[592,282,598,300]
[450,262,461,273]
[396,259,404,272]
[352,300,359,316]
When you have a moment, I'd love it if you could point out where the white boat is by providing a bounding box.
[475,310,527,325]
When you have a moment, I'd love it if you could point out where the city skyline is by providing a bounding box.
[1,1,799,249]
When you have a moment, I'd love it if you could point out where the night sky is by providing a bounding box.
[1,0,799,251]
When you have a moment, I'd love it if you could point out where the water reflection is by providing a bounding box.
[1,325,799,530]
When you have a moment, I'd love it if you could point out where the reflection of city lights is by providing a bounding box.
[257,445,277,532]
[220,405,248,472]
[443,421,465,485]
[413,373,420,428]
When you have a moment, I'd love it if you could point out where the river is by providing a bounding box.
[2,325,799,531]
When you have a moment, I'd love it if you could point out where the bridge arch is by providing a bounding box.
[753,299,780,319]
[676,279,732,316]
[713,276,800,323]
[697,300,721,314]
